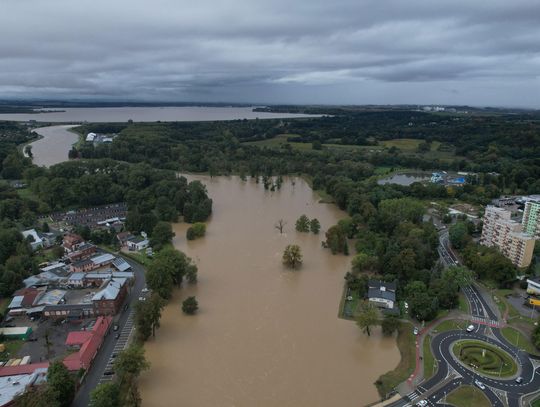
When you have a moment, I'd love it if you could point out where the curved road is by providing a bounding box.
[388,232,540,407]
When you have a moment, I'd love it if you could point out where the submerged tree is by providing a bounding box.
[309,218,321,234]
[295,215,310,232]
[356,304,379,336]
[275,219,287,234]
[282,244,303,269]
[182,296,199,314]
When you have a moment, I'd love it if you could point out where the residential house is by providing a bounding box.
[63,316,111,370]
[368,280,397,312]
[127,235,149,251]
[66,242,97,262]
[116,231,134,248]
[63,233,84,253]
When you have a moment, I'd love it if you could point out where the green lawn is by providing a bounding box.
[500,326,539,355]
[532,398,540,407]
[446,385,491,407]
[243,134,314,151]
[458,293,470,314]
[375,322,416,398]
[381,138,424,151]
[493,289,521,320]
[433,319,466,333]
[423,336,436,379]
[453,340,517,377]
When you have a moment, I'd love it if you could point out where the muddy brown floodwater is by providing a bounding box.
[139,176,399,407]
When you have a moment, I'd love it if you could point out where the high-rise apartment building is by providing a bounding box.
[480,205,535,268]
[523,200,540,238]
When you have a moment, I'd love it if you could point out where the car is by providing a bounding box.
[404,302,409,309]
[466,324,475,332]
[113,324,119,331]
[138,296,146,301]
[474,379,486,390]
[413,327,419,335]
[4,324,15,328]
[346,296,353,301]
[416,400,428,407]
[27,338,38,342]
[515,376,523,384]
[104,370,114,376]
[141,288,149,293]
[111,352,118,358]
[115,333,120,340]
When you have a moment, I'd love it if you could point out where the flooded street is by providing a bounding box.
[29,125,78,167]
[139,176,399,407]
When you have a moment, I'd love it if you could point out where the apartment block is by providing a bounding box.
[523,200,540,238]
[480,205,535,268]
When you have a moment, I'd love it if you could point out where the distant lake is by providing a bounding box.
[0,106,319,123]
[377,172,431,186]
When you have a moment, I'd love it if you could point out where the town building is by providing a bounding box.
[92,278,128,315]
[0,365,48,406]
[480,205,536,268]
[526,277,540,296]
[66,242,97,262]
[523,199,540,238]
[63,233,85,253]
[64,316,111,370]
[367,280,396,312]
[21,229,44,251]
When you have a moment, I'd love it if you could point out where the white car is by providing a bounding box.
[466,324,475,332]
[413,327,419,335]
[141,288,149,293]
[416,400,428,407]
[404,302,409,309]
[474,379,486,390]
[138,296,146,301]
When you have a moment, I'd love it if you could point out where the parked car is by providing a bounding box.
[138,296,146,301]
[104,370,114,376]
[515,376,523,384]
[141,287,149,293]
[416,400,428,407]
[474,379,486,390]
[413,327,419,335]
[113,324,119,331]
[115,333,120,340]
[466,324,475,332]
[4,324,15,328]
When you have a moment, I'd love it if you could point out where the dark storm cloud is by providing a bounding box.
[0,0,539,106]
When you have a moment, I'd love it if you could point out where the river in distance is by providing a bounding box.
[138,175,399,407]
[0,106,319,123]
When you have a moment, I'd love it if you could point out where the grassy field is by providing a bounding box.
[501,326,539,355]
[532,398,540,407]
[493,289,521,320]
[375,322,416,398]
[423,336,436,379]
[446,385,491,407]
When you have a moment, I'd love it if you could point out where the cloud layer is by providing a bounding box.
[1,0,539,106]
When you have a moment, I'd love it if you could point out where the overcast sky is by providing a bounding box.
[1,0,539,107]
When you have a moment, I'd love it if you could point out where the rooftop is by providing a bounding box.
[91,253,115,265]
[92,278,126,301]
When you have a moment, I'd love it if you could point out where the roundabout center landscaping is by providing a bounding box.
[452,340,518,378]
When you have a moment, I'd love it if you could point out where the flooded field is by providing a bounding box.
[377,172,431,186]
[139,176,399,407]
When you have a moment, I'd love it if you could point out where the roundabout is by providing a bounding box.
[452,339,518,378]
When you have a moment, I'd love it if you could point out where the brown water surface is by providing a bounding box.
[29,125,78,167]
[139,176,399,407]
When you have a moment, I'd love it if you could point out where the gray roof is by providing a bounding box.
[92,278,126,301]
[368,288,396,302]
[368,279,396,292]
[112,257,131,272]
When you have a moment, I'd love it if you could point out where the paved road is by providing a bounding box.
[72,256,146,407]
[387,230,540,407]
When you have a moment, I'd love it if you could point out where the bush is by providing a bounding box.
[186,223,206,240]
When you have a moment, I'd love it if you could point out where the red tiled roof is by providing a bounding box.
[65,331,93,346]
[62,316,112,370]
[0,362,49,377]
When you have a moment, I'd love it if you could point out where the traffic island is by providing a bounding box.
[452,339,518,378]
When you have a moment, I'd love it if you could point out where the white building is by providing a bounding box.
[21,229,43,251]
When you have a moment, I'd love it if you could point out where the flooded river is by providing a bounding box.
[139,176,399,407]
[29,125,78,167]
